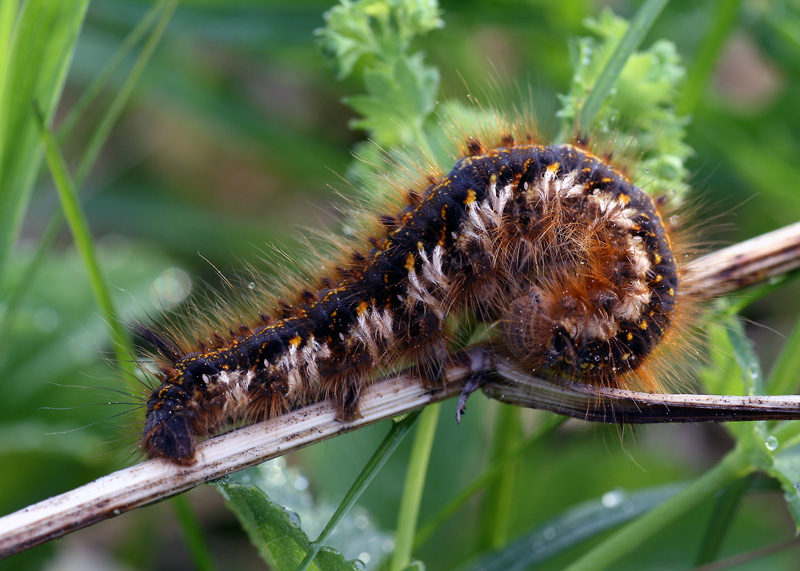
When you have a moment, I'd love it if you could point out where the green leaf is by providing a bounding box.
[767,443,800,528]
[465,484,684,571]
[318,0,442,147]
[215,478,359,571]
[317,0,443,80]
[557,4,691,201]
[346,54,439,146]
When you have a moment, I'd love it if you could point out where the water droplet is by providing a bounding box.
[248,282,256,289]
[353,556,368,569]
[765,436,779,451]
[644,167,650,173]
[602,490,625,508]
[285,508,302,527]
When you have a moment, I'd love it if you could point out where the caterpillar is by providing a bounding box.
[136,128,684,465]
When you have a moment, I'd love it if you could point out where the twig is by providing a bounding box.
[1,222,799,558]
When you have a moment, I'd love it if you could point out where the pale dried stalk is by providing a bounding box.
[0,222,799,558]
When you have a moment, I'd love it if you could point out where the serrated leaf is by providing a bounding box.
[215,480,359,571]
[767,443,800,529]
[346,53,439,146]
[317,0,443,79]
[726,314,764,397]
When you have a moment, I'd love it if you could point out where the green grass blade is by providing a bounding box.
[694,474,752,565]
[414,415,566,550]
[74,0,179,186]
[578,0,668,132]
[57,0,167,140]
[34,105,134,372]
[173,494,218,571]
[480,407,522,550]
[677,0,742,115]
[0,0,177,350]
[0,0,20,184]
[297,411,420,571]
[0,0,89,288]
[390,403,440,571]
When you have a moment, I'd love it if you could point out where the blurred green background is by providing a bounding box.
[2,0,800,569]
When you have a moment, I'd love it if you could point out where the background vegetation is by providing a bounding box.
[1,0,799,569]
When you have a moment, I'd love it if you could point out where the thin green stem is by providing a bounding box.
[578,0,668,132]
[481,406,522,549]
[57,0,166,140]
[414,415,565,549]
[34,104,134,374]
[173,494,217,571]
[677,0,742,116]
[564,448,753,571]
[390,403,441,571]
[297,412,420,571]
[74,0,178,185]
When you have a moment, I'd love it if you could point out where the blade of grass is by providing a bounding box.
[57,0,168,140]
[390,403,441,571]
[465,484,685,571]
[0,0,88,289]
[74,0,179,186]
[0,0,19,182]
[0,0,177,348]
[677,0,742,115]
[297,411,421,571]
[33,104,134,373]
[694,474,752,566]
[578,0,669,132]
[173,494,217,571]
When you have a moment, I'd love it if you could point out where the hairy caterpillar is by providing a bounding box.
[137,124,684,465]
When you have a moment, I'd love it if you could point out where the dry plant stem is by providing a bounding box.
[1,222,799,558]
[484,357,800,423]
[683,221,800,297]
[0,356,476,558]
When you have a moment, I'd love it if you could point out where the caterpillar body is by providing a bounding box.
[138,137,680,465]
